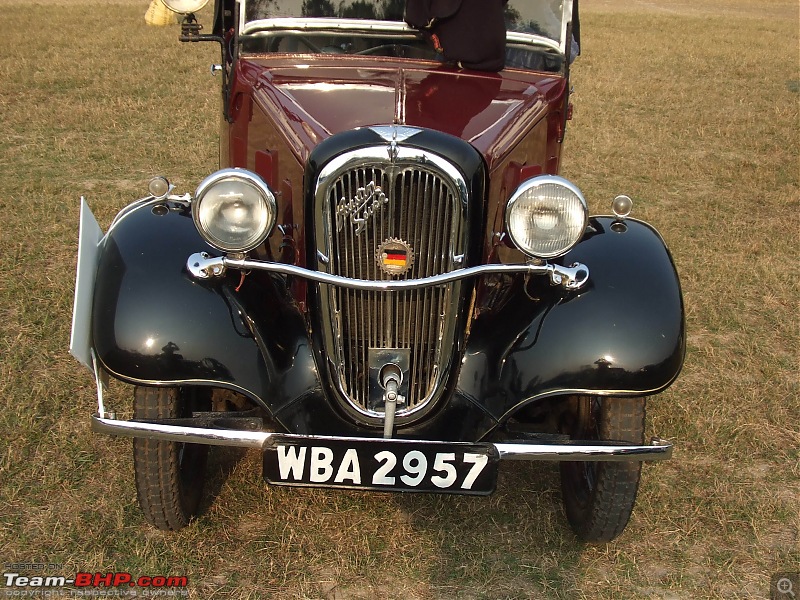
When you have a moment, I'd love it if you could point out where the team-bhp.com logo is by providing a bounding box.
[4,571,188,595]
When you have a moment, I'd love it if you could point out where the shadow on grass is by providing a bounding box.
[198,445,249,517]
[174,442,592,597]
[391,460,586,597]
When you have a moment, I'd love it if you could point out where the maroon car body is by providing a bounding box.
[225,56,567,280]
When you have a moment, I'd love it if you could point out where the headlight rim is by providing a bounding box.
[192,168,276,254]
[161,0,210,14]
[505,174,588,260]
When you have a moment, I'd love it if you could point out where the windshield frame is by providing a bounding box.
[238,1,573,56]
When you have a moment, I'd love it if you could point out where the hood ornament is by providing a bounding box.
[369,125,421,143]
[370,125,420,162]
[336,181,389,235]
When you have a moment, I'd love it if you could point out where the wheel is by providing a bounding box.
[133,386,209,530]
[559,395,646,542]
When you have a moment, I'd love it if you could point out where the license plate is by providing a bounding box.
[263,435,499,495]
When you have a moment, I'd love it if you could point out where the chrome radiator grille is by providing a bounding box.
[315,146,468,420]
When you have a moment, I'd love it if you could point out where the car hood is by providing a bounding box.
[242,57,564,171]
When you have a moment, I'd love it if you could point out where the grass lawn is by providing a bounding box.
[0,0,797,597]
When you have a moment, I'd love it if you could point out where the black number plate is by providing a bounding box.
[263,435,499,495]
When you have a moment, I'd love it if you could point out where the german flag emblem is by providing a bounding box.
[377,238,414,275]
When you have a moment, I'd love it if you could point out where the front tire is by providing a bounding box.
[560,395,646,542]
[133,386,209,531]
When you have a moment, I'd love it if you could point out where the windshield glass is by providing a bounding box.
[245,1,567,42]
[241,0,571,71]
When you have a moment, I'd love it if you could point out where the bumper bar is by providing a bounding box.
[91,414,672,462]
[186,252,590,291]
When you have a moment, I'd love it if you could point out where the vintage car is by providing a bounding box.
[71,0,684,542]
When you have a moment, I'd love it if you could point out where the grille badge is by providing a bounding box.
[336,181,388,235]
[377,238,414,276]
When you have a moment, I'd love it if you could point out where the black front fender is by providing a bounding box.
[92,205,684,438]
[91,201,315,414]
[459,217,686,422]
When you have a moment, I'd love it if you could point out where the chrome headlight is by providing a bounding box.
[192,169,276,253]
[162,0,209,13]
[505,175,588,259]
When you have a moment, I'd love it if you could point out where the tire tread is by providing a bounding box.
[561,396,646,542]
[133,387,205,531]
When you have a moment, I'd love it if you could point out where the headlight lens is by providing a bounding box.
[193,169,276,253]
[162,0,209,13]
[505,176,588,259]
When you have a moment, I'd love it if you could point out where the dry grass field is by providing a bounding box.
[0,0,798,598]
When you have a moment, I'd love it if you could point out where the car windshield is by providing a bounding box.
[240,0,572,71]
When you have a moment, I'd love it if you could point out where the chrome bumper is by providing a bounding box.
[91,414,673,462]
[186,252,591,291]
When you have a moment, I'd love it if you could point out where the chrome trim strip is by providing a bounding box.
[92,414,273,448]
[506,33,560,53]
[187,252,590,291]
[106,197,157,235]
[494,438,673,462]
[104,193,190,238]
[91,414,672,461]
[95,358,266,406]
[241,18,564,53]
[560,0,574,56]
[315,146,469,208]
[243,18,415,36]
[497,384,685,425]
[92,351,109,418]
